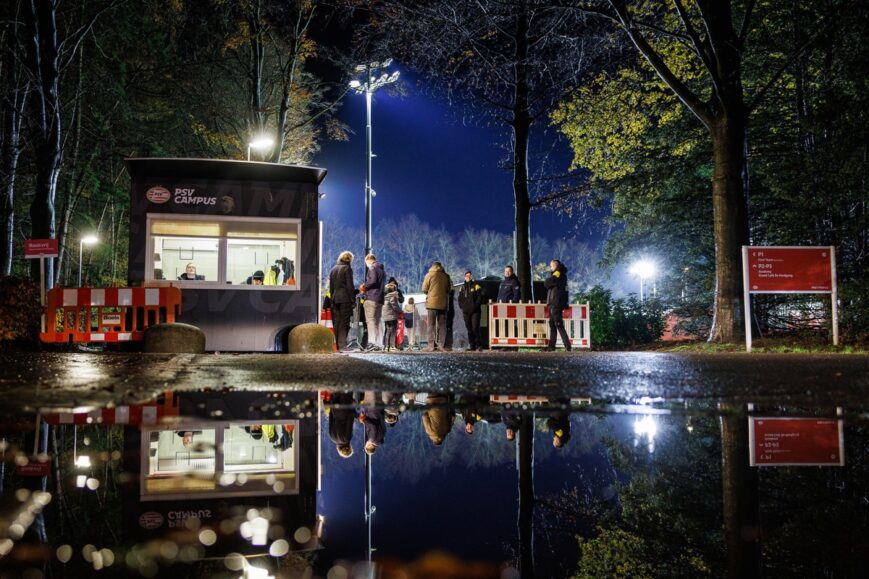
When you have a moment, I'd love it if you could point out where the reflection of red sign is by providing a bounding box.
[24,238,59,259]
[16,457,52,477]
[749,417,844,466]
[746,247,833,292]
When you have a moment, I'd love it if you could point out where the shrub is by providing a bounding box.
[575,285,666,347]
[0,276,42,348]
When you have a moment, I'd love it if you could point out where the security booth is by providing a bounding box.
[126,158,326,351]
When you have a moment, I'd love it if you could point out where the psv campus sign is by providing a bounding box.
[742,246,838,351]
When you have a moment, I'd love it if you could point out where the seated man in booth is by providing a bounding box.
[178,263,205,280]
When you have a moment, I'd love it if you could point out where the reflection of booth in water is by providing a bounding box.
[126,158,326,351]
[124,390,322,552]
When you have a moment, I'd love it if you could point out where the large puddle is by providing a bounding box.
[0,388,866,578]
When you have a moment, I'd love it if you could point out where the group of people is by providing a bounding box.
[177,259,296,285]
[327,251,573,352]
[325,391,571,458]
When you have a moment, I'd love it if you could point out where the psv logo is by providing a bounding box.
[146,186,171,204]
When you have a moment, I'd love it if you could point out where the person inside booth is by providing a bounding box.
[245,270,265,285]
[178,263,205,281]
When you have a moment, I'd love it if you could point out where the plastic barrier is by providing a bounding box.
[41,287,182,344]
[42,393,179,426]
[488,302,590,349]
[320,308,334,332]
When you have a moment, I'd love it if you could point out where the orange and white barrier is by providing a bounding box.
[489,395,593,406]
[488,302,590,348]
[41,287,182,344]
[319,308,334,332]
[42,393,180,426]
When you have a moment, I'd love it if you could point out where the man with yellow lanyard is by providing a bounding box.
[458,270,484,351]
[544,259,572,351]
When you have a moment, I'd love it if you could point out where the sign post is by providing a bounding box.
[25,239,59,333]
[742,246,838,352]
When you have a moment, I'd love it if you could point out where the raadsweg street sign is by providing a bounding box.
[24,238,59,259]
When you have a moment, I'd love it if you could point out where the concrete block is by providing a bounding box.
[143,323,206,354]
[287,323,335,354]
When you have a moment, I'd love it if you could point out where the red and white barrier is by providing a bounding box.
[488,302,590,348]
[319,308,334,331]
[41,287,181,344]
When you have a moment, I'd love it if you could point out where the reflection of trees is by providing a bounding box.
[758,420,869,576]
[572,414,726,578]
[375,409,515,484]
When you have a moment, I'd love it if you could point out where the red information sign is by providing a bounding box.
[24,238,59,259]
[749,417,844,466]
[746,246,833,292]
[16,456,53,477]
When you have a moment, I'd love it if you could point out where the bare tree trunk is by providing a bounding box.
[25,0,63,287]
[518,414,535,578]
[247,0,266,150]
[720,405,760,578]
[512,2,533,302]
[708,116,750,342]
[1,1,27,275]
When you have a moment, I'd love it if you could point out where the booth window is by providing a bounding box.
[148,215,300,288]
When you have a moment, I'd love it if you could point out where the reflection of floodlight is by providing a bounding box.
[349,79,361,89]
[633,415,657,453]
[75,455,91,469]
[629,259,657,302]
[247,137,274,161]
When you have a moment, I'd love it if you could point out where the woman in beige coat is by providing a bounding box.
[421,262,452,351]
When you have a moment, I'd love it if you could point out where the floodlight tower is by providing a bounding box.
[629,259,657,302]
[349,59,400,257]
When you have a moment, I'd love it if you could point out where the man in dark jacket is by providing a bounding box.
[328,392,356,458]
[328,251,356,351]
[544,259,571,351]
[497,265,521,303]
[458,271,484,351]
[360,253,386,350]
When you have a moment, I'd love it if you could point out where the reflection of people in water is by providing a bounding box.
[458,395,489,435]
[360,406,385,455]
[327,392,356,458]
[175,430,203,448]
[502,412,522,442]
[546,412,571,448]
[422,394,454,446]
[382,392,401,426]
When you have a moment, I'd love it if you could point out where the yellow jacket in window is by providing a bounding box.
[265,268,279,285]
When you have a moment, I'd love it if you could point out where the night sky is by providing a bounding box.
[314,69,597,247]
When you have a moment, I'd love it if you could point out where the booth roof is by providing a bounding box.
[125,157,327,185]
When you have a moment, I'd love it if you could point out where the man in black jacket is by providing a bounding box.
[544,259,571,351]
[497,265,521,303]
[328,251,356,351]
[458,271,484,351]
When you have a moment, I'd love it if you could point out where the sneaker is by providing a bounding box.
[364,344,382,352]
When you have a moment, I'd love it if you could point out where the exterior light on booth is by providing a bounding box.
[247,137,274,161]
[629,259,657,302]
[78,235,99,287]
[349,58,400,257]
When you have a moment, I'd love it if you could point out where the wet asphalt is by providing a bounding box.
[0,350,866,414]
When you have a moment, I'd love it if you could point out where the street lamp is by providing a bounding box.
[78,235,98,287]
[247,137,274,161]
[349,58,400,257]
[629,259,656,302]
